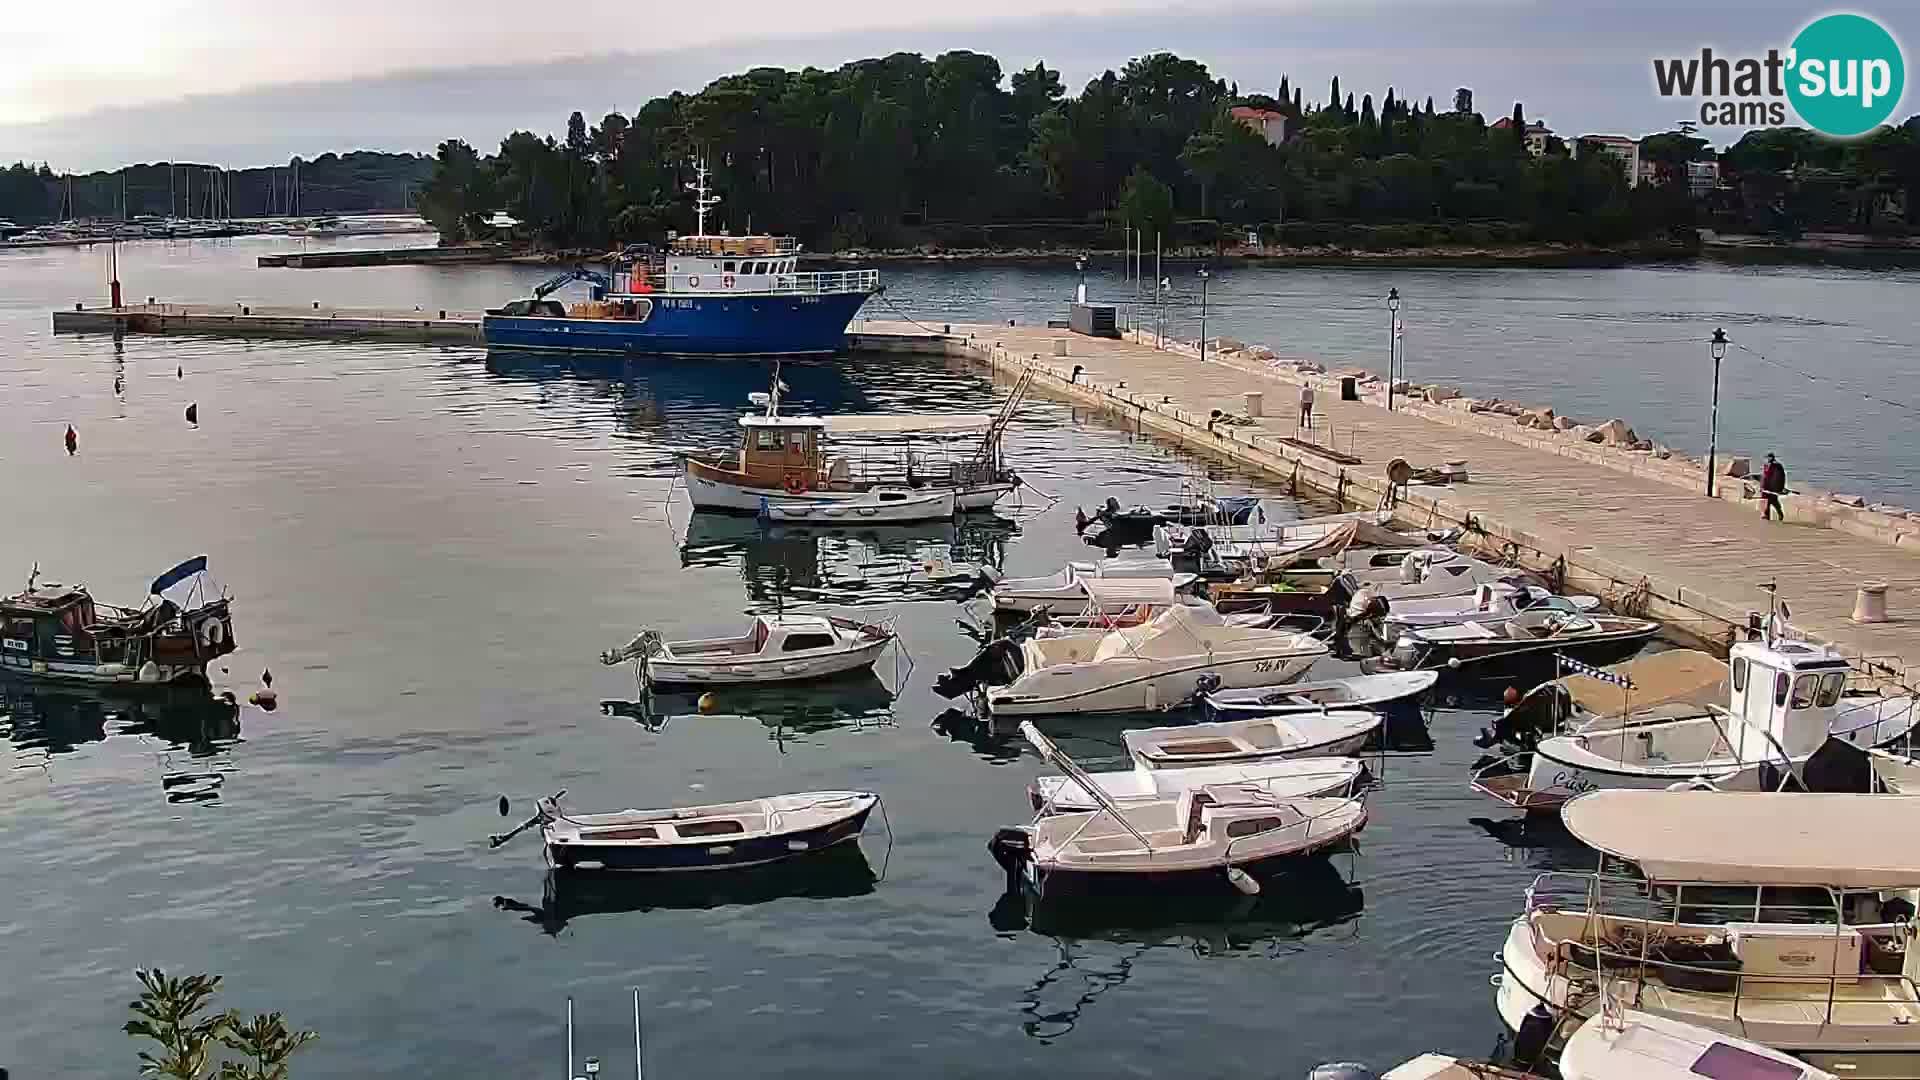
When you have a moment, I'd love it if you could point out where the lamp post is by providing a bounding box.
[1157,277,1170,348]
[1075,257,1087,304]
[1385,288,1402,411]
[1198,268,1211,363]
[1707,327,1728,498]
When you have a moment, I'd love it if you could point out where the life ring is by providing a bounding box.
[200,619,225,648]
[783,474,807,495]
[722,274,736,289]
[687,275,700,288]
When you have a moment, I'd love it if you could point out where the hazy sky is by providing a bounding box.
[4,0,1913,170]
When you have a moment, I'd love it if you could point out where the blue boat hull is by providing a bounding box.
[482,290,873,357]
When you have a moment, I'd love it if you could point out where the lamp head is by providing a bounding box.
[1387,287,1401,312]
[1198,268,1210,279]
[1710,327,1728,361]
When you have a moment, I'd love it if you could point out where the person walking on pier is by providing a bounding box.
[1299,381,1315,429]
[1761,453,1787,521]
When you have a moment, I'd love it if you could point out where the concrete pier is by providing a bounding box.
[257,244,507,268]
[53,302,483,344]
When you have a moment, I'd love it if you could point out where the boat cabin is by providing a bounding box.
[1725,637,1852,761]
[1,585,100,666]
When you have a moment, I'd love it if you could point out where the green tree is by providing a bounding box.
[1118,166,1174,239]
[1179,128,1226,217]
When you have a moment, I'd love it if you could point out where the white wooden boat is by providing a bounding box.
[1560,1010,1838,1080]
[1495,790,1920,1076]
[600,613,892,687]
[1151,509,1397,557]
[493,789,877,872]
[1202,671,1439,719]
[990,723,1367,898]
[1498,636,1919,806]
[757,487,955,524]
[1122,710,1382,769]
[987,561,1198,614]
[683,372,1020,512]
[1381,583,1600,631]
[984,604,1328,716]
[1029,756,1365,814]
[1340,551,1527,603]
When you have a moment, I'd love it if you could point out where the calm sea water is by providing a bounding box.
[0,235,1898,1078]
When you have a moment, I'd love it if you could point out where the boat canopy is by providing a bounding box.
[1564,790,1920,888]
[821,413,996,436]
[1565,648,1726,720]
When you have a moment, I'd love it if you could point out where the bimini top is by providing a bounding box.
[1564,790,1920,889]
[821,413,995,436]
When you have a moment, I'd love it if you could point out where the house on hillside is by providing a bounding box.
[1491,117,1554,157]
[1574,134,1643,187]
[1229,106,1290,146]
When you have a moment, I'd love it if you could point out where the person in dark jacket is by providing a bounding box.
[1760,453,1787,521]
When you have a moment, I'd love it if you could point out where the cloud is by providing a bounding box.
[2,0,1911,170]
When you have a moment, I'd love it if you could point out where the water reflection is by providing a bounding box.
[999,859,1366,1041]
[677,511,1014,608]
[603,670,898,745]
[1469,814,1601,873]
[492,842,879,936]
[1,678,242,802]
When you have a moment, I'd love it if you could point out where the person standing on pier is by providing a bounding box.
[1299,381,1315,429]
[1761,453,1787,521]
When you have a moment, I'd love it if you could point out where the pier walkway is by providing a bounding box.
[872,320,1920,688]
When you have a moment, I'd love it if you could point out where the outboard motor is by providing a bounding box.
[1074,507,1090,533]
[1511,1004,1558,1068]
[987,826,1034,893]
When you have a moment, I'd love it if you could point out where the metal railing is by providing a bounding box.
[615,269,879,297]
[1521,870,1918,1028]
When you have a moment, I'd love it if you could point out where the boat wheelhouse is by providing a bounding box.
[1495,790,1920,1076]
[0,558,235,688]
[482,164,878,357]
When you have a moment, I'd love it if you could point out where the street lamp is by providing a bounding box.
[1707,327,1729,497]
[1075,257,1087,304]
[1385,288,1402,411]
[1198,268,1211,363]
[1157,277,1171,348]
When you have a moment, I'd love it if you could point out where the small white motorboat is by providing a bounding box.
[990,723,1368,898]
[1029,755,1365,814]
[1123,710,1382,769]
[985,604,1328,716]
[988,560,1197,614]
[1027,577,1198,631]
[492,789,878,872]
[600,613,892,687]
[1151,509,1397,557]
[757,487,955,524]
[1381,583,1601,632]
[1559,1010,1836,1080]
[1387,608,1660,679]
[1202,671,1439,719]
[1340,550,1527,603]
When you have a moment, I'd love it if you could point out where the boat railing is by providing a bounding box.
[1524,869,1918,1026]
[620,269,879,297]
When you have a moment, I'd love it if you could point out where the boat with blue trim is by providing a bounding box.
[482,165,878,357]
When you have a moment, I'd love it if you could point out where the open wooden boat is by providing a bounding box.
[1387,608,1660,679]
[601,613,891,687]
[756,487,955,524]
[494,790,878,872]
[1122,710,1382,769]
[987,561,1199,614]
[1381,584,1601,632]
[990,723,1367,898]
[1202,671,1439,719]
[1,557,236,688]
[1030,755,1364,814]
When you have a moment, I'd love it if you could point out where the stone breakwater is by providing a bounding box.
[1134,329,1920,554]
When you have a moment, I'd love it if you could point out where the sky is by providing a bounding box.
[3,0,1914,170]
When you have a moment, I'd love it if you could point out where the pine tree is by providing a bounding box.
[1361,94,1376,129]
[1345,92,1355,118]
[1294,87,1303,113]
[1278,74,1291,105]
[1329,76,1341,115]
[1510,102,1525,138]
[1425,95,1435,115]
[1383,88,1396,119]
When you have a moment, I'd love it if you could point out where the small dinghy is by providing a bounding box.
[492,789,878,872]
[757,487,955,524]
[1123,710,1382,769]
[1029,755,1365,814]
[989,723,1368,898]
[987,561,1198,614]
[601,613,892,687]
[1558,1010,1837,1080]
[1202,671,1438,719]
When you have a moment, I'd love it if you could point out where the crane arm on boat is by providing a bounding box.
[531,267,611,300]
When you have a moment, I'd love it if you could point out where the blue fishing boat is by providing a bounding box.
[482,165,878,357]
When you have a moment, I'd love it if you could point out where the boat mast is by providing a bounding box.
[690,158,719,238]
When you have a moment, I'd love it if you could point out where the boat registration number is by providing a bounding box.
[1252,660,1286,673]
[1550,770,1600,795]
[1,638,26,651]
